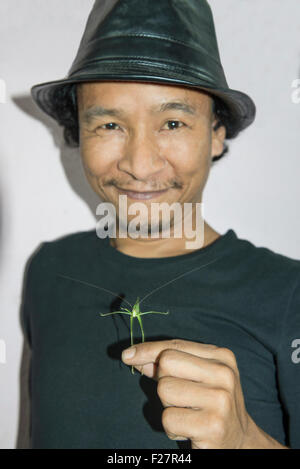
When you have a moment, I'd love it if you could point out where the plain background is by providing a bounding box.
[0,0,299,449]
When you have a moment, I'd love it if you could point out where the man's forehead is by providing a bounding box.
[77,81,213,115]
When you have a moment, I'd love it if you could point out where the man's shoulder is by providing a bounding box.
[233,232,300,283]
[27,229,100,274]
[44,228,97,250]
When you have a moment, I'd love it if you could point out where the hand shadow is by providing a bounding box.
[12,94,101,220]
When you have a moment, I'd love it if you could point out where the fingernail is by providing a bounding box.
[122,346,136,360]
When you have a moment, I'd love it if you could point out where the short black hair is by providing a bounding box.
[51,83,230,162]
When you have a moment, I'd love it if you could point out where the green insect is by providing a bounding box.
[58,259,217,374]
[57,273,170,375]
[100,296,169,374]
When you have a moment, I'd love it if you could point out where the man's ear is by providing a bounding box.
[211,118,226,159]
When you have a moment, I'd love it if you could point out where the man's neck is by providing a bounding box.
[109,222,221,259]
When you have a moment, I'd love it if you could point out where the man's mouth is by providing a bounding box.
[116,187,170,200]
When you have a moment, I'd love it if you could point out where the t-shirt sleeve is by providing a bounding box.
[21,244,46,348]
[276,271,300,449]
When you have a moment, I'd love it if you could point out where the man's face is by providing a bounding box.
[77,81,225,233]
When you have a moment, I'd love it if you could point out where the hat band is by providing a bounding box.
[69,35,228,88]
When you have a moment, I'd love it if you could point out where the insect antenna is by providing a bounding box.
[139,256,221,307]
[56,273,133,309]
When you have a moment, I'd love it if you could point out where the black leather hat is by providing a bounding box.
[31,0,256,139]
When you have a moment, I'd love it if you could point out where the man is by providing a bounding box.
[23,0,300,449]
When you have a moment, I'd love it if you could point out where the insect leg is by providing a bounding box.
[130,315,135,374]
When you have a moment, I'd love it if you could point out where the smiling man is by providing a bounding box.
[23,0,300,449]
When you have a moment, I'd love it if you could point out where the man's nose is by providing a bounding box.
[117,129,166,181]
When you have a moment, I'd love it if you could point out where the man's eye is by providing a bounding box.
[96,122,121,132]
[163,120,186,130]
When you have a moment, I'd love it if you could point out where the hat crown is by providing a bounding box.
[70,0,223,77]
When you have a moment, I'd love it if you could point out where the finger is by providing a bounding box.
[122,340,238,383]
[156,349,237,393]
[157,376,229,411]
[122,338,221,368]
[134,362,157,378]
[162,407,221,444]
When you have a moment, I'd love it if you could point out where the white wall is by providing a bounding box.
[0,0,299,449]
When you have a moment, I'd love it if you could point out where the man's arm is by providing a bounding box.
[17,243,46,449]
[276,272,300,449]
[16,338,32,449]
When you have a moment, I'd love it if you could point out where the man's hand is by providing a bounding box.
[121,339,288,449]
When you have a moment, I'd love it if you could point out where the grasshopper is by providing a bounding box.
[100,297,169,374]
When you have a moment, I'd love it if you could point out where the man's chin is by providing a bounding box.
[117,217,175,238]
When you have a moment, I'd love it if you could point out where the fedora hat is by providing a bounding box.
[31,0,256,141]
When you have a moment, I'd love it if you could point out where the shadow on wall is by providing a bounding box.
[13,94,101,219]
[13,93,101,449]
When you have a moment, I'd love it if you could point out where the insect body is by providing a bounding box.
[100,297,169,374]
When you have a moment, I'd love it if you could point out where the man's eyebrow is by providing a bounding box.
[150,101,197,115]
[82,106,125,124]
[81,100,198,124]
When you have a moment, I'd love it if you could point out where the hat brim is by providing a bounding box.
[31,70,256,139]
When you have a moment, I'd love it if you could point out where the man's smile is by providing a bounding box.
[115,187,170,200]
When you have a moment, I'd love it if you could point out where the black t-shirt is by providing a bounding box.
[22,228,300,448]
